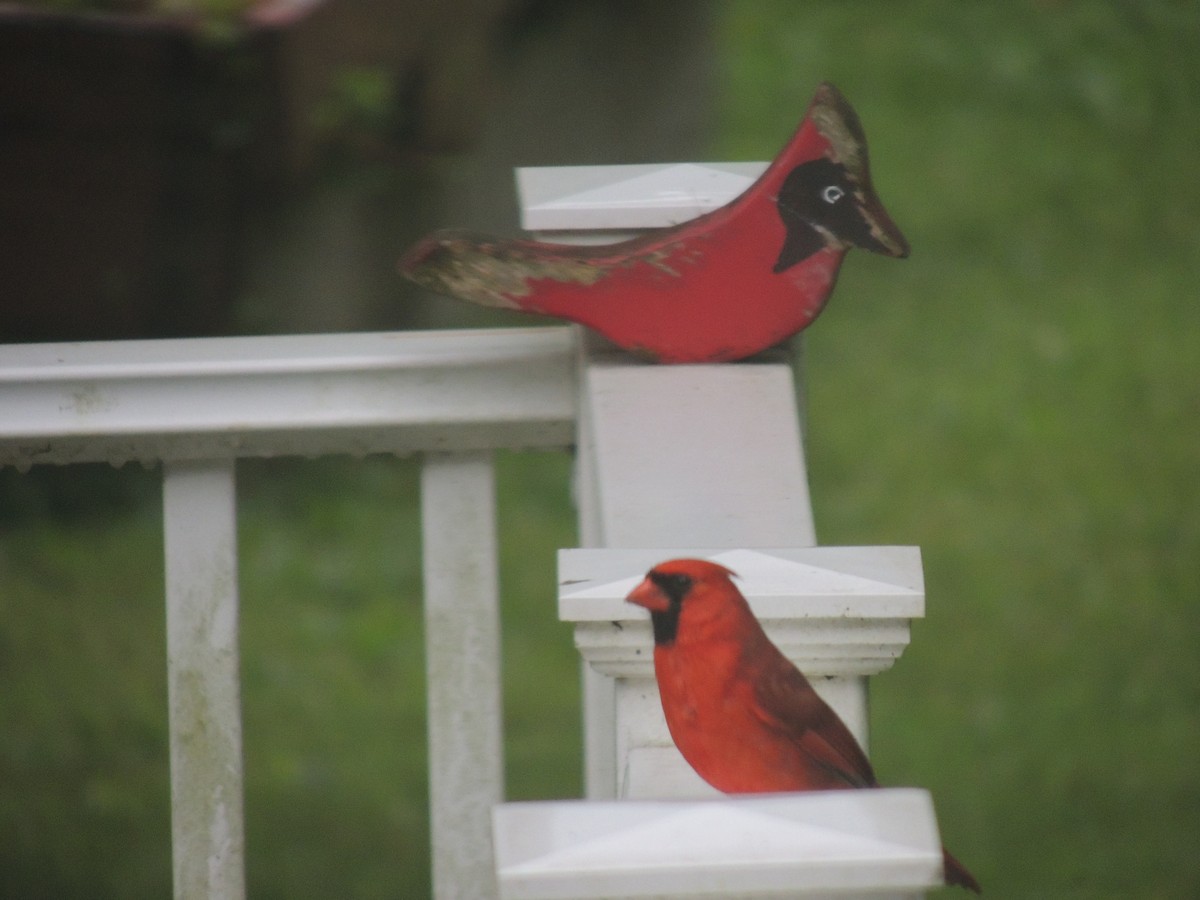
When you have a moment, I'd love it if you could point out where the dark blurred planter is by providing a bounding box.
[0,1,702,342]
[0,0,529,342]
[0,3,321,341]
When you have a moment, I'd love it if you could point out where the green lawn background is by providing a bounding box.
[2,2,1198,897]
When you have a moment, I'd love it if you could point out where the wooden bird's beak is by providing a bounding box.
[852,191,910,258]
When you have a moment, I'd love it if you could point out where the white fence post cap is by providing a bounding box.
[518,162,767,231]
[493,788,944,899]
[559,547,923,679]
[559,547,924,620]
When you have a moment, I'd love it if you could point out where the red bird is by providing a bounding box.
[627,558,981,893]
[398,82,908,364]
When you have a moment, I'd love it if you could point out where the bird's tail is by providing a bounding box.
[943,847,981,893]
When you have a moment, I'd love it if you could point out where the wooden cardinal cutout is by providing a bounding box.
[399,82,909,364]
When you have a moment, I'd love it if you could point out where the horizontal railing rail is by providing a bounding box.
[0,326,576,467]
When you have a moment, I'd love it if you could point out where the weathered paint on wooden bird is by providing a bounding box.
[399,82,908,363]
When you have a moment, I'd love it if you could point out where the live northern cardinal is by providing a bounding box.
[399,82,908,364]
[627,558,981,893]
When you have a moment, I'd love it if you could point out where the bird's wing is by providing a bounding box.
[751,655,879,789]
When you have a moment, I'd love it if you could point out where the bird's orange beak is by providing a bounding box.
[626,577,670,613]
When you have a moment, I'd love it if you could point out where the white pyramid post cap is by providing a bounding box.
[558,547,924,678]
[517,163,767,232]
[493,788,944,899]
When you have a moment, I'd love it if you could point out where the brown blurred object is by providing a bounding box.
[0,0,715,342]
[0,0,519,341]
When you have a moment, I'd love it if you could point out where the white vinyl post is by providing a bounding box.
[491,164,943,900]
[421,451,504,900]
[575,345,836,799]
[163,459,246,900]
[518,162,834,800]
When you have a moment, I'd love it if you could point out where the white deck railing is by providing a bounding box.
[0,325,576,899]
[0,163,944,899]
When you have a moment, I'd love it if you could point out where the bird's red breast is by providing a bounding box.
[399,83,908,363]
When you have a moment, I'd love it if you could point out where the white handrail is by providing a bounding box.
[0,326,576,467]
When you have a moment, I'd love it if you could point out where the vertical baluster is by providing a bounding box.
[421,451,504,900]
[163,459,246,900]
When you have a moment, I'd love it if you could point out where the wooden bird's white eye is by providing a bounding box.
[821,185,845,204]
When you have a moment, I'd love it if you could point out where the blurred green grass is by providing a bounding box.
[720,2,1200,896]
[3,1,1199,896]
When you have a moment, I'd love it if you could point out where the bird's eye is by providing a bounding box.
[821,185,845,204]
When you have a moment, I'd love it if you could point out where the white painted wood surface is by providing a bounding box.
[422,452,505,900]
[163,460,246,900]
[574,352,817,548]
[518,162,765,232]
[493,789,944,900]
[0,327,575,467]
